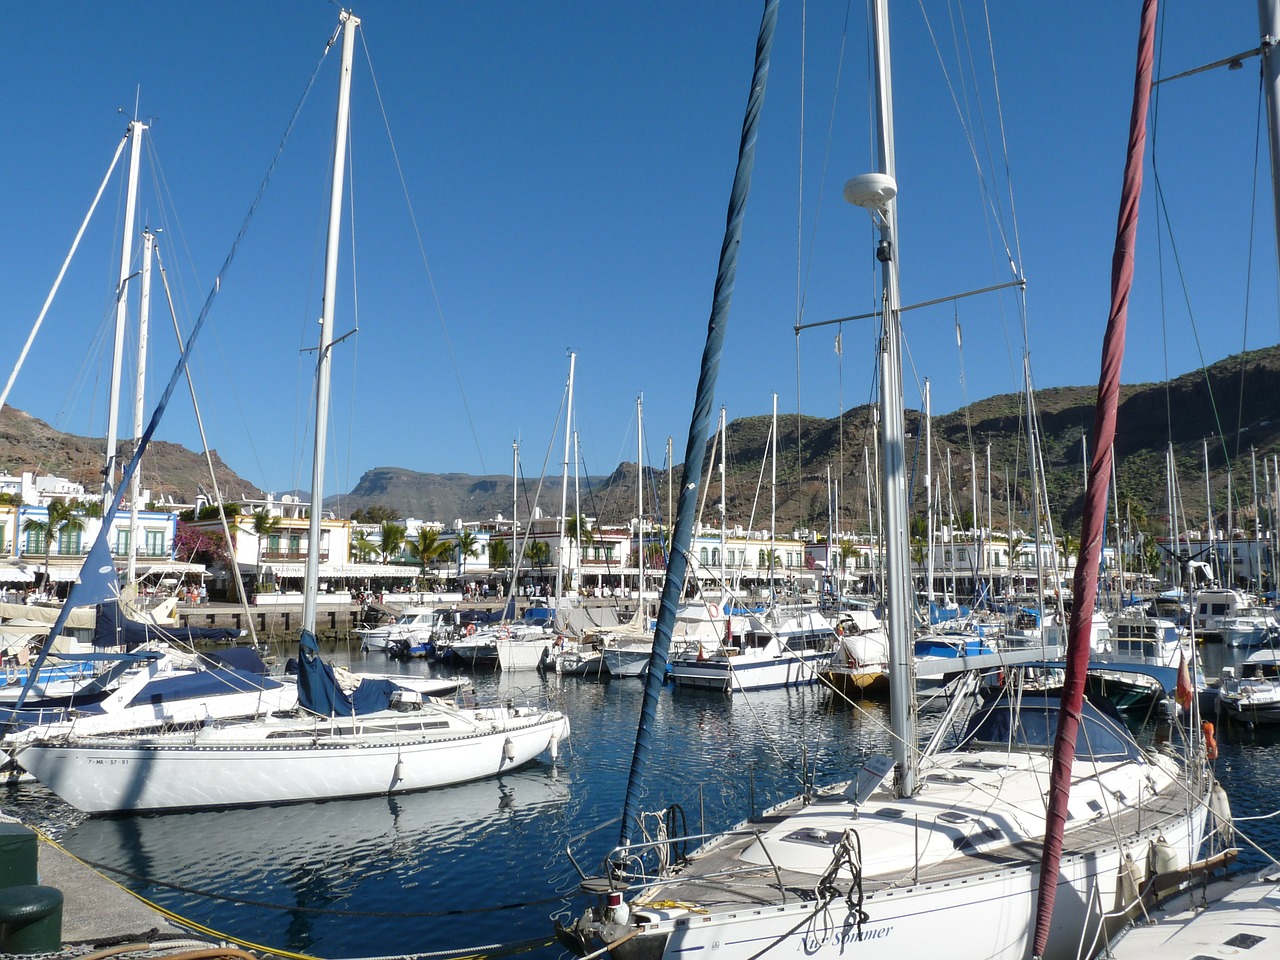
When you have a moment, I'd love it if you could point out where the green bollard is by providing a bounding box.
[0,823,37,888]
[0,885,64,954]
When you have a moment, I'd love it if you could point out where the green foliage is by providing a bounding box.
[526,539,551,571]
[379,521,407,562]
[488,537,511,569]
[350,505,400,524]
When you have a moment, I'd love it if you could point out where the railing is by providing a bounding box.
[260,549,330,562]
[563,818,788,904]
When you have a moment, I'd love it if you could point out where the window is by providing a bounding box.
[711,548,720,566]
[700,547,709,564]
[58,528,82,555]
[114,528,131,556]
[24,526,42,554]
[145,529,166,558]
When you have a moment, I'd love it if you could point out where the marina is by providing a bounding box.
[2,640,1279,960]
[3,2,1280,960]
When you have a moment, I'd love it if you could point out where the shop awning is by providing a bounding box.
[0,564,35,583]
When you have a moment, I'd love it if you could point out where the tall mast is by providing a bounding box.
[770,392,777,599]
[506,442,512,601]
[103,119,146,505]
[303,9,358,636]
[1260,0,1280,281]
[557,351,576,612]
[127,230,155,585]
[1033,0,1157,949]
[1204,439,1215,584]
[845,0,915,797]
[719,407,727,589]
[636,396,644,614]
[924,379,934,605]
[574,429,581,596]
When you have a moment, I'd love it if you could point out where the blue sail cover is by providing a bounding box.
[93,599,244,649]
[296,629,397,717]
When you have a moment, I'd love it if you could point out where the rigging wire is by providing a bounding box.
[359,30,489,477]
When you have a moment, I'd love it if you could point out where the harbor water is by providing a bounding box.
[4,640,1280,960]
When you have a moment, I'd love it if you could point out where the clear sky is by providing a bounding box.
[0,3,1272,508]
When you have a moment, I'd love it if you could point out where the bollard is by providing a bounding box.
[0,823,38,888]
[0,885,64,954]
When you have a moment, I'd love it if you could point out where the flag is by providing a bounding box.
[1175,652,1194,710]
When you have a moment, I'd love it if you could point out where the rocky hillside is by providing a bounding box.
[0,405,263,506]
[8,344,1278,535]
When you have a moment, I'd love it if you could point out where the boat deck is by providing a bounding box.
[632,775,1201,913]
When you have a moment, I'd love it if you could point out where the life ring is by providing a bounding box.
[1202,721,1218,761]
[465,623,476,636]
[706,601,720,619]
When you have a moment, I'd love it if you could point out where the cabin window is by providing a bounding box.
[960,699,1139,761]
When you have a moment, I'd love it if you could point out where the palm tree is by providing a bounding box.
[487,536,511,571]
[350,534,377,562]
[250,508,282,586]
[378,521,407,564]
[453,529,480,578]
[409,528,447,578]
[526,540,551,583]
[23,499,86,592]
[565,514,594,547]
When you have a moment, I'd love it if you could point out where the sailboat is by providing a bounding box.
[10,10,568,815]
[555,3,1227,959]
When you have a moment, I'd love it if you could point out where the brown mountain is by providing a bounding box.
[7,345,1277,537]
[0,405,263,506]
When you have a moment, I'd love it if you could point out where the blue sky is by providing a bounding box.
[0,3,1272,507]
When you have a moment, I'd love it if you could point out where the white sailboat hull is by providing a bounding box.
[568,742,1211,960]
[669,650,829,691]
[16,708,570,814]
[601,646,652,678]
[613,833,1203,960]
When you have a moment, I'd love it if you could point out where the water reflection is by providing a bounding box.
[5,639,1280,957]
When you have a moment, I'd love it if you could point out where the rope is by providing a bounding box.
[48,851,569,919]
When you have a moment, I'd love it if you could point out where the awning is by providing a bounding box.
[328,563,418,578]
[133,561,209,578]
[0,564,35,583]
[242,562,418,579]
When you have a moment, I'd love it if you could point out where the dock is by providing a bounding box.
[2,817,257,960]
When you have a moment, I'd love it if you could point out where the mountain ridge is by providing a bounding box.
[4,344,1277,535]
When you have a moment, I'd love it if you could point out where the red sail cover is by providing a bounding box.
[1031,1,1159,956]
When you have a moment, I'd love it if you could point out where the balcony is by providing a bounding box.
[261,549,329,562]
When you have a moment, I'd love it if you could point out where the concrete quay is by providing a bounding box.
[2,818,257,960]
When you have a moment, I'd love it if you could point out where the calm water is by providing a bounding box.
[5,641,1280,960]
